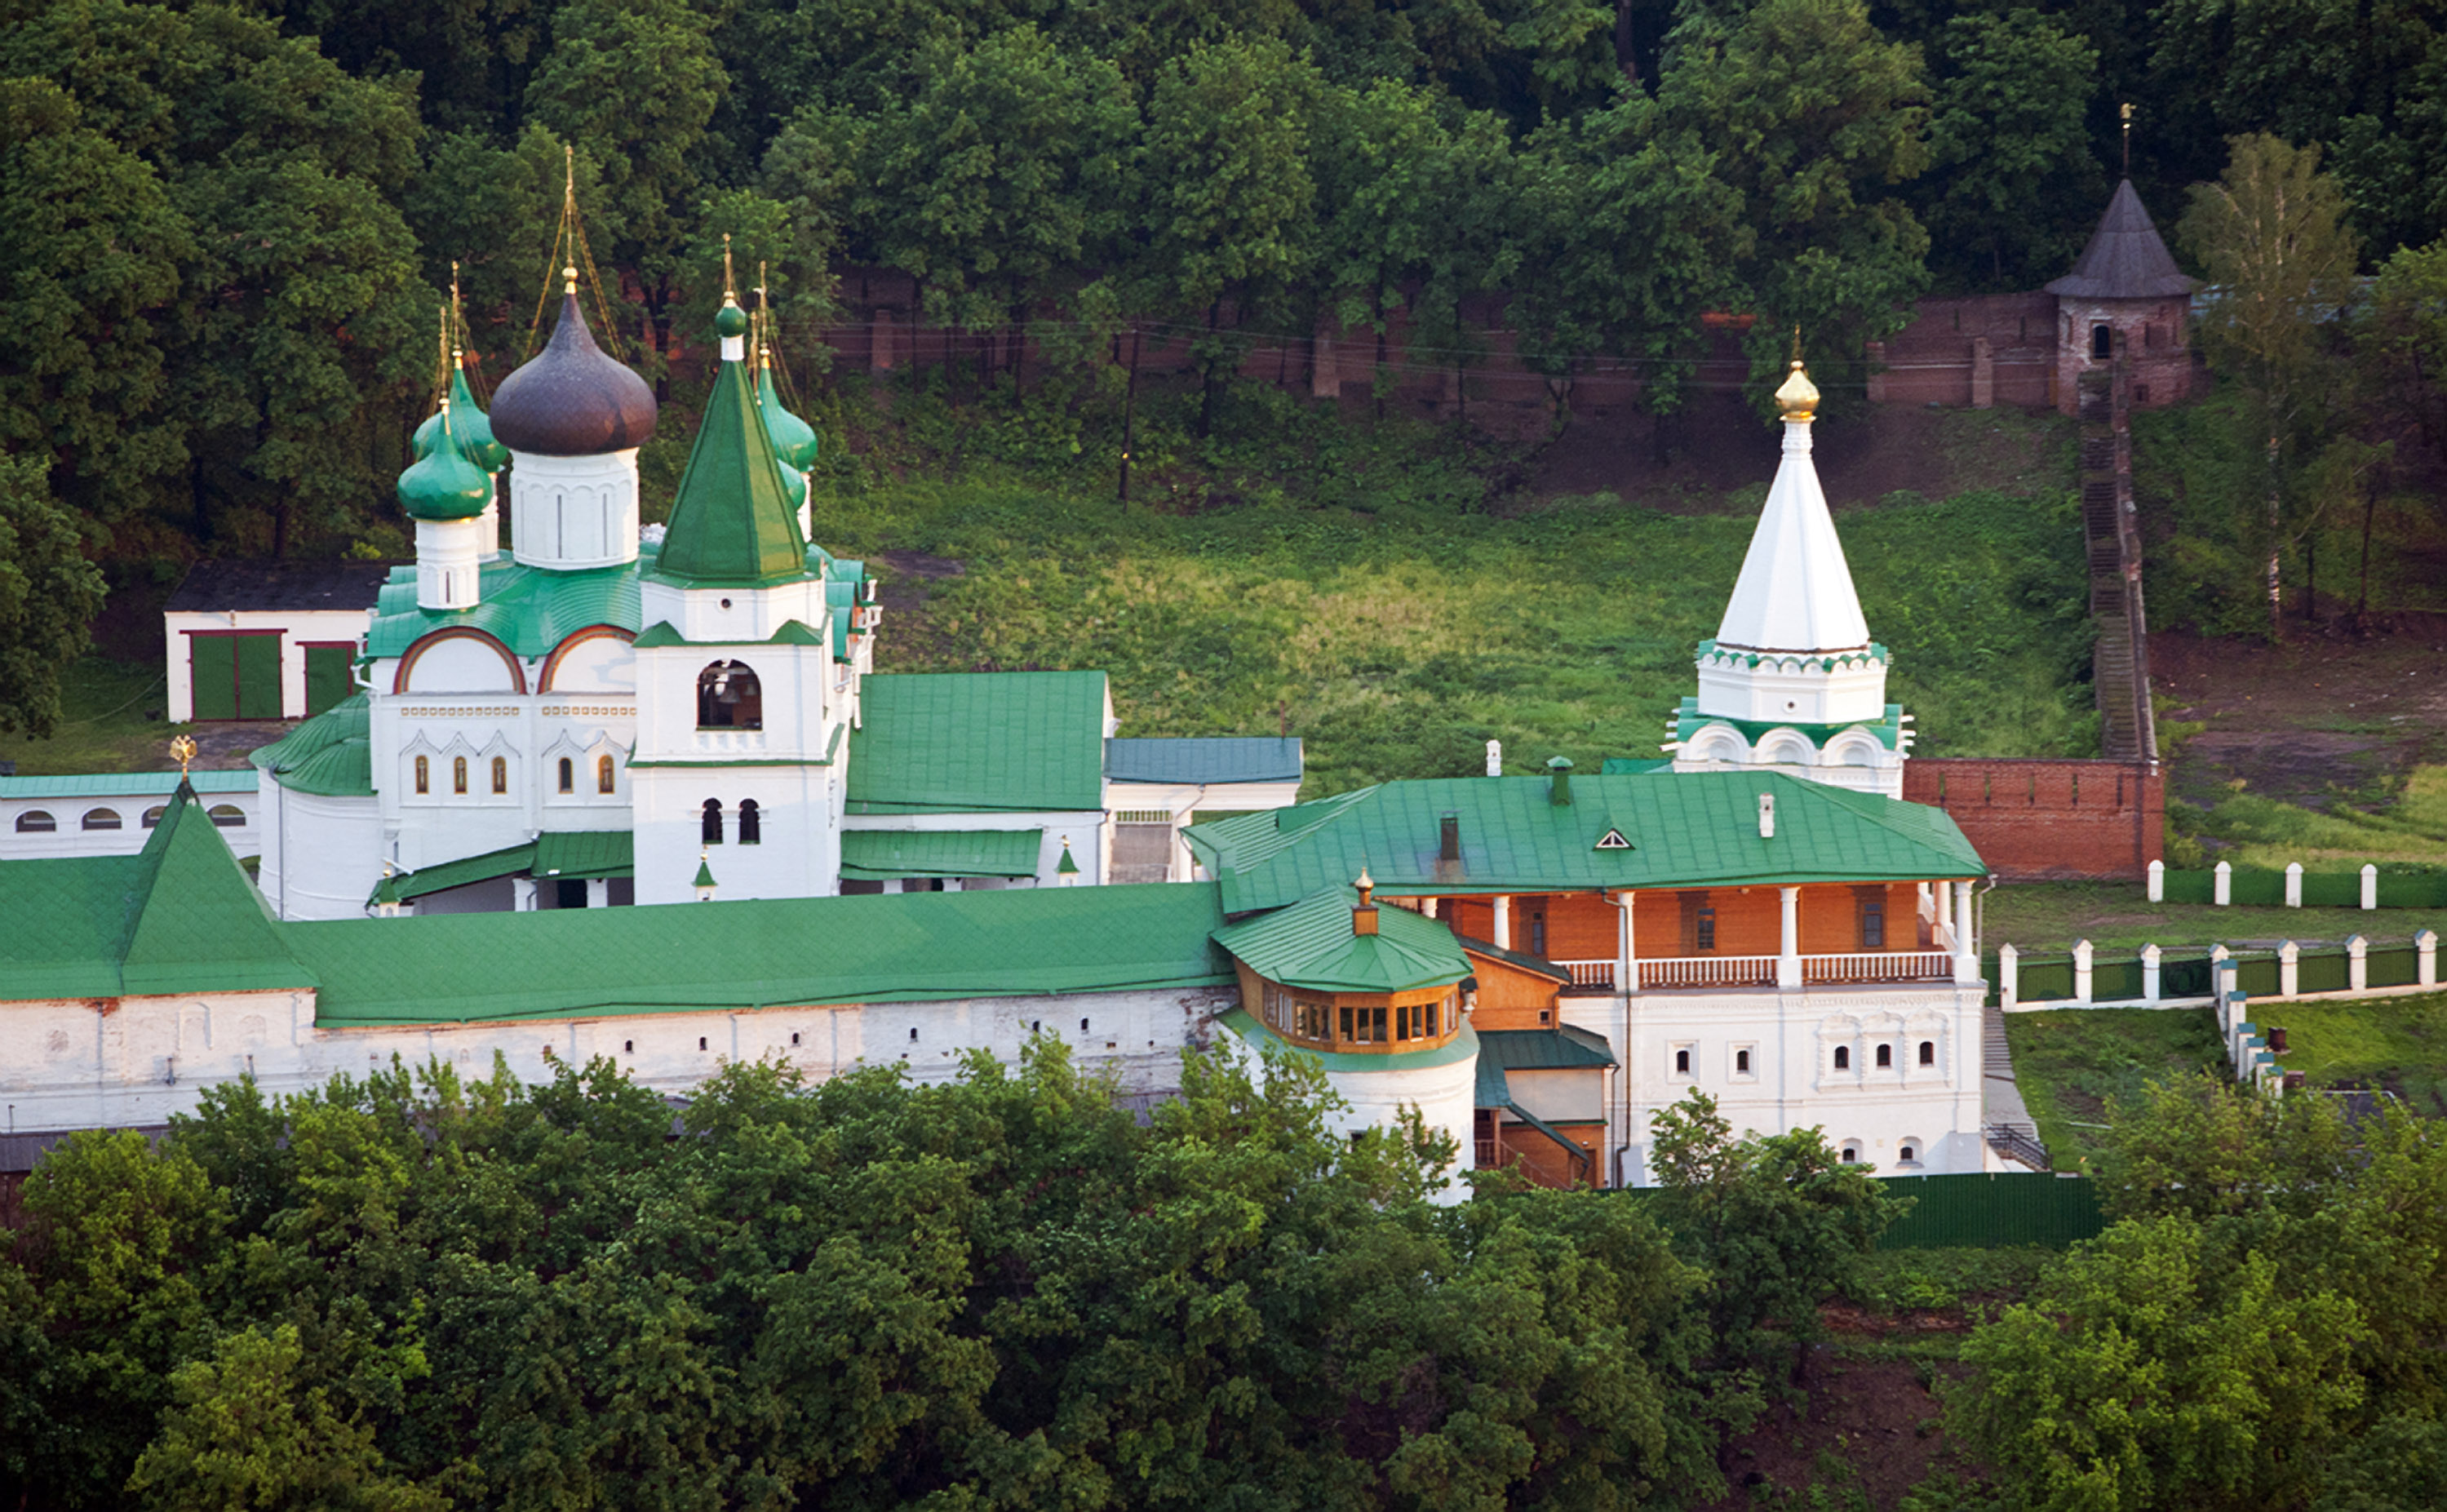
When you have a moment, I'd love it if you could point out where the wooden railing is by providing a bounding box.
[1638,955,1778,989]
[1553,959,1616,989]
[1802,951,1953,984]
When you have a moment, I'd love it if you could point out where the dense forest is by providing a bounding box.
[1,1049,2442,1510]
[7,0,2447,573]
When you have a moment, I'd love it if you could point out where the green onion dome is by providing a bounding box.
[756,362,820,472]
[414,364,508,473]
[778,459,808,511]
[715,299,749,339]
[397,406,494,521]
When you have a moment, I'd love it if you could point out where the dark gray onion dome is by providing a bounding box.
[489,292,658,456]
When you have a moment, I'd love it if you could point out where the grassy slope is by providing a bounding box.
[2188,765,2447,871]
[2263,990,2447,1116]
[2003,1007,2227,1170]
[815,387,2096,796]
[2,658,180,774]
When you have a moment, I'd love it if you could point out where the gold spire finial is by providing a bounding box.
[722,233,736,304]
[169,734,197,777]
[2119,101,2133,176]
[1774,331,1819,422]
[449,262,464,357]
[563,264,578,296]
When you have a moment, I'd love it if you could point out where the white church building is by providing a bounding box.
[0,344,2000,1190]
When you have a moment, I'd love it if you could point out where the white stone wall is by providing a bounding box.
[1563,982,1986,1186]
[2,787,259,861]
[508,450,641,571]
[0,985,1239,1139]
[256,783,384,920]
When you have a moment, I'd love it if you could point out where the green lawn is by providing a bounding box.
[2261,991,2447,1117]
[2003,1007,2227,1172]
[1986,880,2446,953]
[0,656,185,775]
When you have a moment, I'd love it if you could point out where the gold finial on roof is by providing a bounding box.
[1774,327,1819,422]
[722,233,736,304]
[563,264,578,296]
[169,734,197,776]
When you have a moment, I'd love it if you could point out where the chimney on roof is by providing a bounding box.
[1486,738,1503,777]
[1758,793,1775,839]
[1354,867,1379,935]
[1548,756,1574,806]
[1440,814,1461,862]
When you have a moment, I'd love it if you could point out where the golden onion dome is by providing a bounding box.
[1775,358,1819,422]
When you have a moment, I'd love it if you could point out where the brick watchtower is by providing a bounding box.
[2046,180,2198,415]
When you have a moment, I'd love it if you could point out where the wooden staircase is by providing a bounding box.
[2077,366,2158,763]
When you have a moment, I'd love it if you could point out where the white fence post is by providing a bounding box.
[2148,858,2165,902]
[2347,934,2368,994]
[2214,861,2232,906]
[2212,945,2234,1019]
[2361,864,2379,911]
[2419,929,2438,988]
[2142,943,2162,1004]
[2280,940,2299,998]
[2073,938,2094,1004]
[1998,944,2019,1010]
[2285,862,2303,908]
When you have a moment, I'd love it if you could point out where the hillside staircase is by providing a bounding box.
[1981,1003,2050,1171]
[2077,366,2158,763]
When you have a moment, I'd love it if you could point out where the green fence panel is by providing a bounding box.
[2300,873,2363,908]
[2019,959,2075,1001]
[2298,951,2351,994]
[2376,875,2447,908]
[2161,953,2217,997]
[2094,959,2144,1000]
[2369,947,2418,988]
[1877,1173,2107,1249]
[2164,870,2218,904]
[2229,869,2288,907]
[2235,956,2281,996]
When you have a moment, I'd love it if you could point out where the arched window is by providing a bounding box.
[2090,322,2112,359]
[453,756,468,795]
[738,799,761,845]
[83,808,122,831]
[696,661,764,729]
[702,799,724,845]
[491,756,508,794]
[1839,1144,1860,1164]
[1833,1045,1851,1071]
[1736,1048,1751,1075]
[414,756,429,794]
[1674,1048,1690,1075]
[1876,1043,1893,1068]
[142,806,166,828]
[558,758,574,794]
[596,755,615,794]
[1899,1142,1919,1164]
[1919,1040,1935,1066]
[16,810,55,832]
[208,805,245,828]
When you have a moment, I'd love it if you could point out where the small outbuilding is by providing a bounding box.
[163,561,392,721]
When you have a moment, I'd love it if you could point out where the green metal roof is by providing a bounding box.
[1477,1025,1616,1073]
[1212,885,1472,994]
[1106,737,1303,786]
[249,694,374,797]
[1453,935,1571,982]
[840,828,1042,880]
[294,880,1232,1025]
[382,844,536,905]
[633,618,825,650]
[847,672,1107,814]
[1216,1008,1479,1075]
[0,784,315,998]
[0,771,255,798]
[534,831,633,880]
[1186,769,1985,915]
[649,346,811,588]
[1475,1054,1510,1109]
[366,561,637,662]
[1598,758,1673,776]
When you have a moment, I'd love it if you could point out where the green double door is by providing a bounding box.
[190,632,282,720]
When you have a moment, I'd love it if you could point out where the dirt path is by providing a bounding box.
[2150,610,2447,813]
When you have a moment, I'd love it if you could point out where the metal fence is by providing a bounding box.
[2161,866,2447,908]
[1876,1172,2107,1249]
[1988,939,2436,1007]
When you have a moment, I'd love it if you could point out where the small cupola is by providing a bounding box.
[399,397,492,612]
[1353,867,1378,934]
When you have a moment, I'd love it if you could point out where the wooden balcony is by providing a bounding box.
[1548,951,1959,991]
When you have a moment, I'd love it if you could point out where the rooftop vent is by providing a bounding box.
[1440,814,1461,862]
[1758,793,1775,839]
[1548,756,1574,807]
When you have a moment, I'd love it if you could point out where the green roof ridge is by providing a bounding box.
[649,340,809,587]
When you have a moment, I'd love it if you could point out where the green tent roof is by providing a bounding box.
[848,672,1108,814]
[1186,769,1985,915]
[1212,885,1472,994]
[0,783,316,998]
[649,340,810,588]
[250,694,375,797]
[292,880,1232,1025]
[840,828,1042,880]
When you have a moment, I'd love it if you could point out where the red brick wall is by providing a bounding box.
[1904,758,2163,881]
[1868,292,2059,408]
